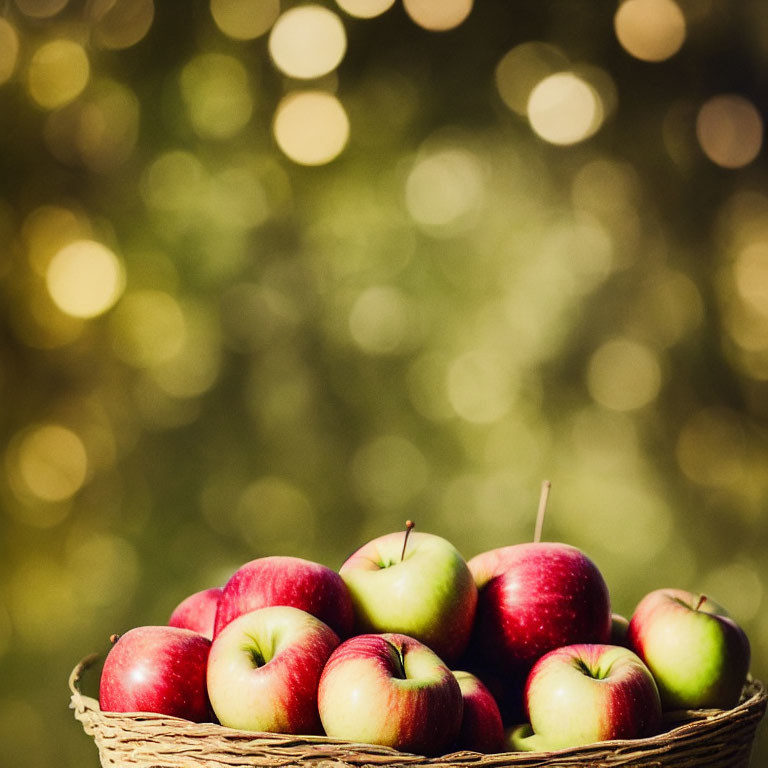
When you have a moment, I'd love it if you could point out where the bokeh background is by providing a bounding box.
[0,0,766,765]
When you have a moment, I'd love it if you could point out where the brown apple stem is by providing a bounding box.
[109,633,121,644]
[400,520,415,562]
[534,480,551,544]
[695,594,707,611]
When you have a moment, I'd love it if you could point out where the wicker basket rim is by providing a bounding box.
[69,653,768,761]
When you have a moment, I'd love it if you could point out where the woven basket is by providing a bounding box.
[70,654,766,768]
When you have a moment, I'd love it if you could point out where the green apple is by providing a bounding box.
[339,528,477,665]
[627,588,750,709]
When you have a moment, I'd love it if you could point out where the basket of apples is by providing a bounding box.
[70,488,766,768]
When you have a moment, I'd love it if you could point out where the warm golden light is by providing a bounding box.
[495,42,569,116]
[90,0,155,50]
[269,5,347,80]
[0,19,19,86]
[335,0,395,19]
[614,0,686,62]
[587,338,662,411]
[11,424,88,503]
[180,53,253,140]
[697,94,763,169]
[403,0,473,31]
[210,0,279,40]
[527,72,603,145]
[27,40,90,110]
[46,240,125,319]
[273,91,349,166]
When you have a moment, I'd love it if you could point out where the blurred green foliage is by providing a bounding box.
[0,0,766,765]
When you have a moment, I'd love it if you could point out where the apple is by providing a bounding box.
[214,556,354,639]
[452,671,504,753]
[99,625,211,722]
[338,527,477,665]
[207,605,339,733]
[168,587,222,640]
[508,644,662,751]
[627,588,750,710]
[467,542,612,678]
[318,633,463,755]
[610,612,630,647]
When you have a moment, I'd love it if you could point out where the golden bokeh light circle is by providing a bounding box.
[210,0,280,40]
[273,91,350,166]
[403,0,473,31]
[46,240,125,319]
[614,0,686,63]
[696,94,763,169]
[269,5,347,80]
[527,72,603,145]
[27,40,90,110]
[335,0,395,19]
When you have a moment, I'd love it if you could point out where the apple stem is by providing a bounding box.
[400,520,415,562]
[534,480,551,544]
[109,633,120,644]
[696,594,707,611]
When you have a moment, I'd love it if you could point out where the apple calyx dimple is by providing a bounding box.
[387,639,407,679]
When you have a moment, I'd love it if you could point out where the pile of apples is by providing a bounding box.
[99,497,752,757]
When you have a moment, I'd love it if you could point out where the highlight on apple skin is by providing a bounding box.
[206,605,340,734]
[213,555,354,639]
[339,530,478,665]
[168,587,222,640]
[627,588,751,710]
[452,670,505,753]
[99,625,212,722]
[468,542,612,678]
[508,643,662,752]
[318,632,463,756]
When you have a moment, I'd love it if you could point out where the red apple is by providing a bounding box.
[452,671,504,753]
[99,626,211,722]
[207,605,340,733]
[214,556,354,639]
[628,588,750,709]
[318,633,463,755]
[468,542,612,678]
[508,643,661,751]
[168,587,222,640]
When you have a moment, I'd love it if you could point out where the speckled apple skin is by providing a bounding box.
[99,625,211,722]
[318,633,463,756]
[169,587,222,640]
[339,531,477,665]
[214,556,354,639]
[526,644,662,747]
[468,542,612,677]
[452,671,505,753]
[628,588,750,709]
[207,606,340,734]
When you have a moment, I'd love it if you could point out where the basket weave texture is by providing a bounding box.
[71,655,767,768]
